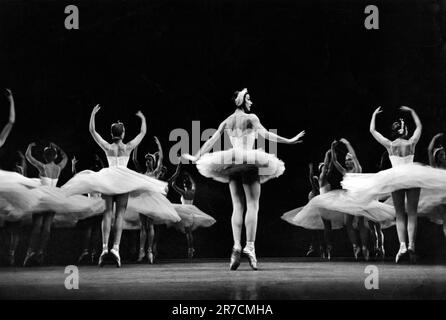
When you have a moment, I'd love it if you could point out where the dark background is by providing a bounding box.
[1,0,446,263]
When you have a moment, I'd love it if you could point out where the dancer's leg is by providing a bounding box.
[392,190,408,262]
[358,217,370,260]
[242,175,260,270]
[137,214,148,261]
[38,212,55,264]
[322,218,333,258]
[99,196,113,266]
[186,227,194,259]
[111,193,128,267]
[345,214,360,259]
[78,218,92,263]
[228,177,245,270]
[406,188,420,262]
[6,221,20,266]
[27,214,43,253]
[147,219,155,263]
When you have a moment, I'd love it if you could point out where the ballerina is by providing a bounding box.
[168,161,216,259]
[0,89,15,148]
[23,142,68,266]
[62,105,169,267]
[331,138,371,260]
[342,106,441,263]
[183,88,305,270]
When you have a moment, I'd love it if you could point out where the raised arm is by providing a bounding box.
[252,115,305,144]
[153,136,163,172]
[428,133,443,167]
[308,163,319,192]
[25,143,45,171]
[132,144,143,173]
[330,140,346,176]
[50,142,68,169]
[16,151,27,176]
[400,106,422,145]
[319,149,332,185]
[89,104,111,151]
[0,89,15,148]
[370,107,391,148]
[71,156,78,175]
[126,111,147,151]
[168,160,182,183]
[339,138,362,173]
[185,172,196,192]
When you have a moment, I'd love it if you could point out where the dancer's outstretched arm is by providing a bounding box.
[330,141,346,175]
[50,142,68,170]
[370,107,391,148]
[252,115,305,144]
[400,106,422,145]
[428,133,443,167]
[340,138,362,173]
[25,143,45,171]
[0,89,15,148]
[168,160,182,183]
[89,104,112,151]
[132,144,143,173]
[185,120,227,161]
[126,111,147,151]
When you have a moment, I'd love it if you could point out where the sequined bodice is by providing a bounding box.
[40,177,58,187]
[106,156,130,167]
[389,155,414,167]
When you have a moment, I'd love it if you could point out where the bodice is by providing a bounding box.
[106,156,130,167]
[389,155,414,167]
[228,131,256,150]
[180,196,193,205]
[40,177,58,187]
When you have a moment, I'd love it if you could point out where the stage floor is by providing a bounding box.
[0,258,445,299]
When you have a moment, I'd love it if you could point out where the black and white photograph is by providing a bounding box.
[0,0,446,311]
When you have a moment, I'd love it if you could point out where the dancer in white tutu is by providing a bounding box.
[183,88,305,270]
[168,161,216,259]
[331,138,371,260]
[342,106,429,263]
[23,142,69,266]
[62,105,168,267]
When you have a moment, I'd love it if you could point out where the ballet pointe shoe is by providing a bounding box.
[305,245,316,257]
[229,248,241,271]
[353,246,361,261]
[136,249,146,263]
[147,250,154,264]
[23,251,37,267]
[395,247,408,264]
[242,247,258,271]
[187,248,195,259]
[362,246,370,261]
[110,248,121,268]
[319,246,326,259]
[326,245,332,261]
[375,246,385,260]
[98,249,108,267]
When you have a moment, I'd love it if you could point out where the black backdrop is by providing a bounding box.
[1,0,446,262]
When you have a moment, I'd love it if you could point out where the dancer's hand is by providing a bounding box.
[4,89,12,100]
[339,138,350,145]
[400,106,413,112]
[373,107,383,115]
[331,140,338,148]
[92,104,101,114]
[434,133,444,139]
[71,156,78,166]
[182,153,198,162]
[136,111,145,119]
[289,130,305,144]
[29,142,37,147]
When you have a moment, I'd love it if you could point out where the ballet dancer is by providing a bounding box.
[183,88,305,270]
[168,161,216,259]
[0,89,15,148]
[23,142,68,266]
[342,106,445,263]
[331,138,370,260]
[62,105,169,268]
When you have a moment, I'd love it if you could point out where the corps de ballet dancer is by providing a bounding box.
[62,105,171,267]
[183,88,305,270]
[168,160,216,259]
[72,155,105,265]
[0,89,14,148]
[330,139,371,260]
[342,106,446,263]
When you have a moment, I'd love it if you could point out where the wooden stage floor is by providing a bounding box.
[0,258,445,299]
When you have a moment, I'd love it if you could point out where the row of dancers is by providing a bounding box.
[2,87,446,270]
[0,90,216,267]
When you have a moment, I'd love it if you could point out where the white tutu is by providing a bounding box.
[342,163,446,202]
[288,190,394,230]
[196,148,285,184]
[61,167,167,196]
[0,170,41,212]
[126,192,180,225]
[171,204,216,232]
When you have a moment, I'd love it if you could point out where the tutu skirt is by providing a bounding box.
[61,167,167,196]
[196,148,285,183]
[126,192,180,225]
[171,204,216,233]
[342,163,446,203]
[287,190,395,230]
